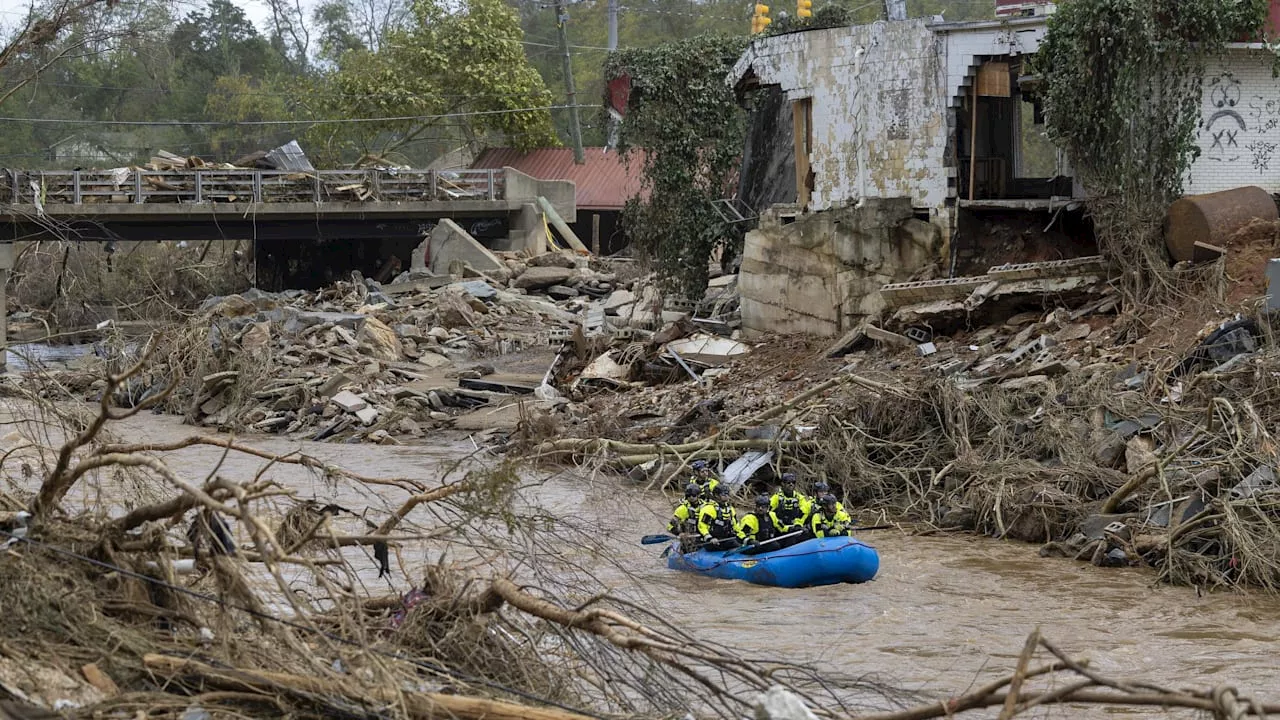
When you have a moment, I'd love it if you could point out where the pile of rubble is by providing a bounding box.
[24,244,747,445]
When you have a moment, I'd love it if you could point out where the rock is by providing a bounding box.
[1054,323,1092,342]
[428,327,450,341]
[426,391,446,412]
[394,324,425,342]
[241,287,282,310]
[418,351,452,369]
[528,251,577,269]
[356,317,403,362]
[429,411,451,422]
[437,288,477,328]
[546,285,579,300]
[330,391,367,413]
[396,418,423,436]
[200,295,256,318]
[318,372,350,398]
[1093,431,1126,468]
[368,429,396,444]
[513,266,574,290]
[355,406,379,425]
[1124,435,1157,475]
[239,321,271,349]
[1080,513,1132,540]
[754,686,819,720]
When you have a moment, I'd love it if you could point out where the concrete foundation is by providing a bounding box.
[739,199,942,337]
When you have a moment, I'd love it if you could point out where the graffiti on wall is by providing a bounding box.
[1200,71,1280,175]
[1204,73,1245,163]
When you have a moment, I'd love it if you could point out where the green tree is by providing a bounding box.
[312,0,366,65]
[607,34,748,299]
[307,0,558,164]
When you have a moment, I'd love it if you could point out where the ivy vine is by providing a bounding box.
[605,34,749,300]
[1038,0,1268,294]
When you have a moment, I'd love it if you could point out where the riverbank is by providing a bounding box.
[19,255,1280,594]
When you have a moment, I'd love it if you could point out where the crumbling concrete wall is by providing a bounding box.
[739,200,942,337]
[731,21,949,214]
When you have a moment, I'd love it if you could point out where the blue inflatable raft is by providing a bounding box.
[666,536,879,588]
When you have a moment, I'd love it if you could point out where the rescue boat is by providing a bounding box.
[665,535,879,588]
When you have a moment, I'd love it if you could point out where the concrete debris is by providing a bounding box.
[513,266,575,290]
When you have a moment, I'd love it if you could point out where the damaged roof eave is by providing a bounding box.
[727,44,761,90]
[928,15,1049,33]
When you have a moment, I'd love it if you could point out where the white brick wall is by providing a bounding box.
[1186,49,1280,194]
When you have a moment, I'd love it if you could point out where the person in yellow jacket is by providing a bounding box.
[810,493,854,538]
[769,473,812,533]
[697,484,740,550]
[690,460,719,500]
[736,495,777,544]
[668,484,703,535]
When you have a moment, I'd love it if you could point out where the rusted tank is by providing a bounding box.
[1166,186,1278,262]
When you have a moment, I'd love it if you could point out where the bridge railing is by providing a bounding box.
[3,168,505,205]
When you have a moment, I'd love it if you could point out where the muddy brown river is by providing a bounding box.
[26,409,1280,712]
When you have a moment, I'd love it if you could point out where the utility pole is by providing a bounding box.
[555,0,585,164]
[607,0,618,50]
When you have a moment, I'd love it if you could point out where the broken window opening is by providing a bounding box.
[958,57,1073,203]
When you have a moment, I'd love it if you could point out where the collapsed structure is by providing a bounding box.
[729,3,1280,337]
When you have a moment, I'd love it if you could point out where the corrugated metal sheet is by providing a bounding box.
[470,147,644,210]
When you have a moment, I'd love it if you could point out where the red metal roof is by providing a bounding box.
[471,147,644,211]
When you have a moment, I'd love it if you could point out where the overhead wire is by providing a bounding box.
[0,104,596,126]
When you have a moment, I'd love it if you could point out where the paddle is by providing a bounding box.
[641,533,675,545]
[732,530,804,555]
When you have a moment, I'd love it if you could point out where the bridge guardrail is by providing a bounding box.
[3,168,505,205]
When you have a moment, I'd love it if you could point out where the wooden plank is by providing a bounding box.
[976,61,1011,97]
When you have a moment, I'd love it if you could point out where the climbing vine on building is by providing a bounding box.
[606,34,749,299]
[1037,0,1269,297]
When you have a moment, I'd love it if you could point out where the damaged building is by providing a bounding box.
[731,2,1280,337]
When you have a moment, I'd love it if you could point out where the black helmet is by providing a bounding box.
[781,473,797,484]
[684,483,701,498]
[755,495,770,508]
[820,493,837,507]
[691,460,708,471]
[712,484,729,497]
[814,481,830,493]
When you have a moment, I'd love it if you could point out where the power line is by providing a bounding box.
[0,104,596,127]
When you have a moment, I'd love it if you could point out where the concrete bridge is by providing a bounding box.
[0,166,578,367]
[0,166,575,252]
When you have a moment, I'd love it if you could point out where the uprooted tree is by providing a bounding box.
[1037,0,1269,299]
[605,34,748,301]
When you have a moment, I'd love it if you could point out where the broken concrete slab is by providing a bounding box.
[514,266,575,290]
[418,351,452,369]
[330,390,367,413]
[825,324,867,358]
[546,285,579,300]
[456,280,498,300]
[356,317,403,362]
[428,219,505,276]
[1055,323,1093,342]
[355,406,379,425]
[281,309,368,334]
[605,289,636,314]
[382,276,453,295]
[865,325,914,347]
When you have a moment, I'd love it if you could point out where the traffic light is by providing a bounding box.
[751,3,771,33]
[796,0,811,18]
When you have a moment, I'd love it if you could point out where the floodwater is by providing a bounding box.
[21,408,1280,712]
